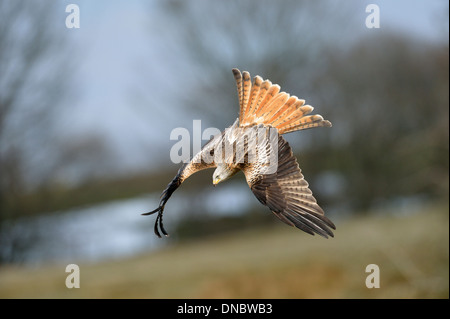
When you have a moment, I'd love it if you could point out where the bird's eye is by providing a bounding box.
[209,149,214,156]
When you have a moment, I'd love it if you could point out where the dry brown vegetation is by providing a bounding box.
[0,203,447,299]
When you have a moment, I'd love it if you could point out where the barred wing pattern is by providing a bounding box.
[241,133,335,238]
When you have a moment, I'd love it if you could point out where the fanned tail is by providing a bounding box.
[232,68,332,134]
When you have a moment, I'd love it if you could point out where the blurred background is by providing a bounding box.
[0,0,448,298]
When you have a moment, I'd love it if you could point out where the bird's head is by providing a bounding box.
[212,163,238,186]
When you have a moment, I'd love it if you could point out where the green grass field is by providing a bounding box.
[0,204,448,299]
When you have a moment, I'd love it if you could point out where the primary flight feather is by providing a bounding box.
[143,68,335,238]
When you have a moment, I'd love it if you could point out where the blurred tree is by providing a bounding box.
[0,0,73,263]
[311,33,449,211]
[153,0,356,130]
[0,1,115,263]
[0,1,66,220]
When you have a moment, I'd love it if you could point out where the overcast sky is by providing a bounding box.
[59,0,448,174]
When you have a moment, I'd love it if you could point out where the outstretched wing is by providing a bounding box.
[241,131,335,238]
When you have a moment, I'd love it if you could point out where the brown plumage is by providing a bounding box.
[144,68,335,238]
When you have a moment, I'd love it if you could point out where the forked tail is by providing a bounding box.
[232,68,332,134]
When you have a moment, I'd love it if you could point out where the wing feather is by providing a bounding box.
[241,71,252,122]
[244,76,263,121]
[241,132,335,238]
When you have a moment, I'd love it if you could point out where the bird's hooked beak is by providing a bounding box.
[213,178,221,187]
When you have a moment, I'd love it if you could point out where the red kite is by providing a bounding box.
[144,69,335,238]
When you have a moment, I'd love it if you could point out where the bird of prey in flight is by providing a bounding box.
[144,68,335,238]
